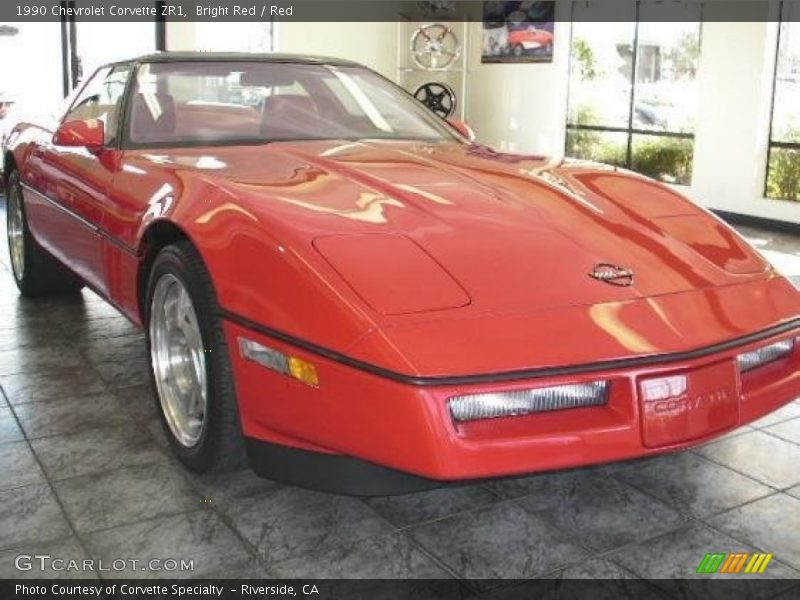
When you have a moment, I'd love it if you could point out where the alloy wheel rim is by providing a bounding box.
[7,186,25,281]
[149,274,208,448]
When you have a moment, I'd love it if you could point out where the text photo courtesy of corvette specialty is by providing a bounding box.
[4,53,800,494]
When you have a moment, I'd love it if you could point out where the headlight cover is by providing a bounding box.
[449,381,609,423]
[737,339,795,373]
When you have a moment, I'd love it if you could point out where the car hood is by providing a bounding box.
[126,140,797,376]
[160,139,770,315]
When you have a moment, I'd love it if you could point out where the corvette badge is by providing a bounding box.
[590,263,634,287]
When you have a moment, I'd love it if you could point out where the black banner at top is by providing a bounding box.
[1,0,798,23]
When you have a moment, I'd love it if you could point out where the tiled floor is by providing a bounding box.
[0,195,799,593]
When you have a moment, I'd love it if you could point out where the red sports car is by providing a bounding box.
[4,53,799,494]
[507,26,554,56]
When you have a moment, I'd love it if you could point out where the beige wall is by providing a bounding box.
[165,21,199,51]
[690,21,800,223]
[275,22,397,79]
[168,22,397,79]
[464,16,572,156]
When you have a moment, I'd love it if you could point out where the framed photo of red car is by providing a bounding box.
[482,1,555,63]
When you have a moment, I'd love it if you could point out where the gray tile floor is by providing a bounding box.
[0,195,799,592]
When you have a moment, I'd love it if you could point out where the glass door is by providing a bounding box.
[72,20,157,82]
[0,22,65,139]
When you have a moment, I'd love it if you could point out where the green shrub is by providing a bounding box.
[566,129,626,167]
[572,38,598,81]
[766,128,800,201]
[631,137,694,185]
[566,107,627,166]
[566,106,694,184]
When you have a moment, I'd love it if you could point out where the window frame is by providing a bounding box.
[764,0,800,201]
[564,1,702,184]
[117,60,460,150]
[61,62,134,147]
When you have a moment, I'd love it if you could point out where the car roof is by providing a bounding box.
[107,51,363,69]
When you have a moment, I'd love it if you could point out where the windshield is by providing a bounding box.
[127,60,457,146]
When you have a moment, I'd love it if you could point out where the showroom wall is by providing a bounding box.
[163,18,800,224]
[463,8,572,157]
[277,22,397,78]
[168,21,397,79]
[690,21,800,223]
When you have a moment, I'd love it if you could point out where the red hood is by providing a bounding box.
[154,140,770,314]
[125,140,790,376]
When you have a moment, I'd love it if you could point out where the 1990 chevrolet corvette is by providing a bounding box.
[4,53,800,494]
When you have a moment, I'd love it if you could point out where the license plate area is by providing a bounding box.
[639,360,739,448]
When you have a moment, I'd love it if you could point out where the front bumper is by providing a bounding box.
[224,316,800,493]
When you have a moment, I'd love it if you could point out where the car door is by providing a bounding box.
[27,64,131,295]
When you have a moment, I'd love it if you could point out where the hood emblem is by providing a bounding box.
[590,263,634,287]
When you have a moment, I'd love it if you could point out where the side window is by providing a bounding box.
[63,65,131,145]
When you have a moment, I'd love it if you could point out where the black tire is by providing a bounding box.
[513,44,524,57]
[145,241,245,473]
[5,171,84,297]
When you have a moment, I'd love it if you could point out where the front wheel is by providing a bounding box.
[5,171,83,297]
[146,241,245,472]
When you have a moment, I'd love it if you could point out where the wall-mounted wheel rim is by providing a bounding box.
[7,184,25,281]
[414,82,457,118]
[149,273,208,448]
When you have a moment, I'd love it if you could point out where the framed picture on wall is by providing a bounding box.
[482,1,555,63]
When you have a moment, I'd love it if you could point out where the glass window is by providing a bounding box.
[0,23,63,116]
[73,21,155,80]
[766,0,800,201]
[565,129,627,167]
[127,61,457,146]
[0,22,64,146]
[64,64,131,145]
[566,1,701,185]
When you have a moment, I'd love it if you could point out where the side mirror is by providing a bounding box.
[447,117,476,142]
[53,119,104,151]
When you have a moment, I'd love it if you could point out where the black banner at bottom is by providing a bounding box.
[2,579,799,600]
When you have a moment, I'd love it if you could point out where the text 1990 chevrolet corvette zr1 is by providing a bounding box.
[4,53,800,494]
